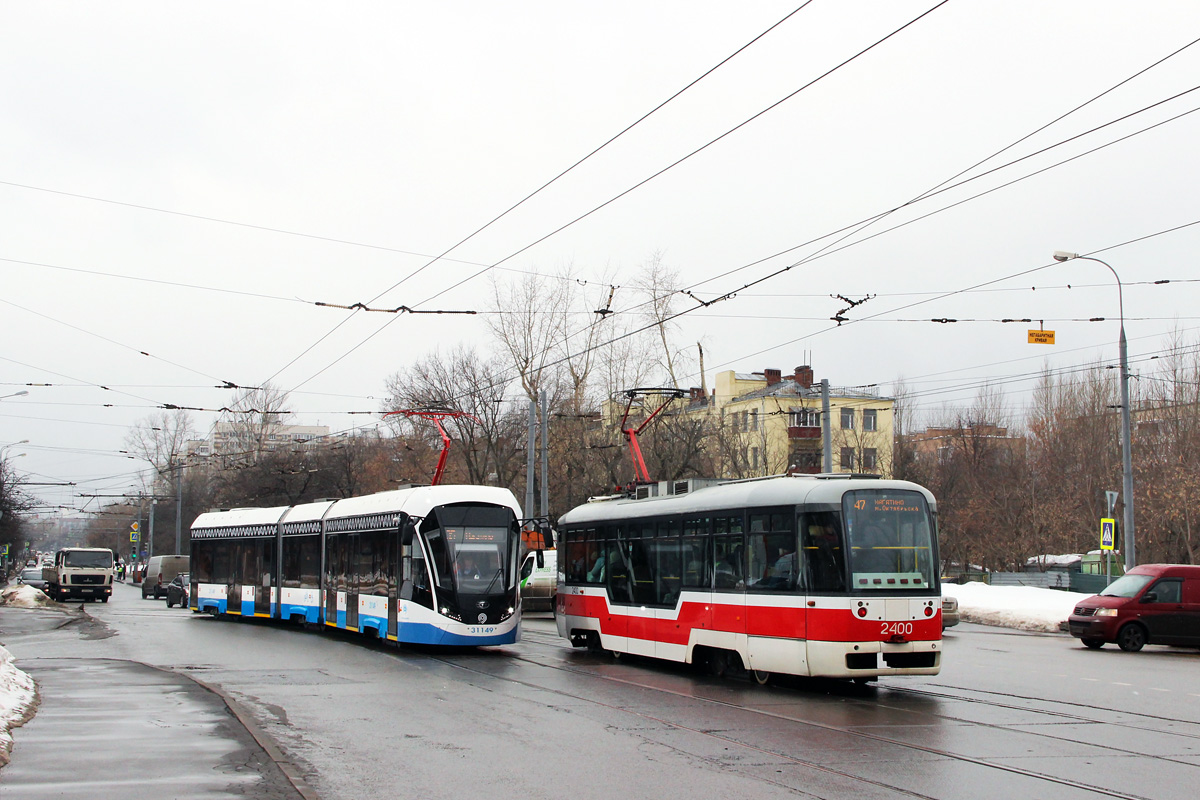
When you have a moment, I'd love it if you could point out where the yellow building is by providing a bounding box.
[684,365,895,478]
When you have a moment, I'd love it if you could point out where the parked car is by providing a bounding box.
[165,572,190,609]
[941,595,960,629]
[17,567,48,592]
[1068,563,1200,651]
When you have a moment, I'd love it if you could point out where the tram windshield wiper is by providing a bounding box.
[480,568,503,596]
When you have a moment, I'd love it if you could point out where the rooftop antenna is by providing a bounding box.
[383,407,481,486]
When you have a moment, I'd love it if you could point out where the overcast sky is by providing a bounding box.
[4,1,1200,517]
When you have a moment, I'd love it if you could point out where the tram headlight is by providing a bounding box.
[440,606,448,615]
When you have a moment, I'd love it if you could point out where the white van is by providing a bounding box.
[519,549,557,612]
[142,555,190,599]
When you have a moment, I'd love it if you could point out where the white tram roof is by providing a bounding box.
[322,484,523,522]
[558,474,936,526]
[278,499,336,525]
[191,505,289,531]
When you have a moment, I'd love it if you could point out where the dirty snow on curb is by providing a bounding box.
[0,643,36,764]
[943,581,1090,632]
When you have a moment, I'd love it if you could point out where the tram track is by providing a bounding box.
[435,625,1191,800]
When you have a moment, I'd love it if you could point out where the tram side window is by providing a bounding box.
[260,539,275,589]
[211,543,231,586]
[606,534,634,604]
[584,529,607,584]
[192,542,214,584]
[802,511,846,592]
[654,520,683,606]
[283,536,321,589]
[747,512,797,591]
[326,535,348,593]
[564,529,587,583]
[359,531,387,596]
[681,536,710,589]
[714,537,744,590]
[627,539,656,605]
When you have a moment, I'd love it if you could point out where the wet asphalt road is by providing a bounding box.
[0,605,303,800]
[3,581,1199,800]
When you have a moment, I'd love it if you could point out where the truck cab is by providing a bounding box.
[43,548,115,603]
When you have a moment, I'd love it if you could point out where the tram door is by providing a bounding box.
[227,540,246,615]
[346,533,359,630]
[324,534,342,626]
[255,539,273,617]
[388,528,400,639]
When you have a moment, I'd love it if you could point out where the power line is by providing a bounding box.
[279,1,954,394]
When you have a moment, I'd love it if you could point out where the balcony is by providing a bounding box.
[787,425,821,439]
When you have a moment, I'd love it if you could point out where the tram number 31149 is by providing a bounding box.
[881,621,914,636]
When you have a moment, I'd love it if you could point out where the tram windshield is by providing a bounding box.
[423,505,517,595]
[843,489,936,591]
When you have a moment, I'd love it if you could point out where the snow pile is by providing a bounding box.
[0,644,36,766]
[0,584,53,608]
[943,581,1091,632]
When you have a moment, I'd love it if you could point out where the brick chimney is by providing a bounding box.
[764,368,781,386]
[794,365,814,389]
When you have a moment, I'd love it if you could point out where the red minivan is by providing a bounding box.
[1068,564,1200,651]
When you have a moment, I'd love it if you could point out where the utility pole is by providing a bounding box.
[540,391,549,517]
[148,499,156,560]
[174,459,183,555]
[525,397,536,517]
[821,379,832,472]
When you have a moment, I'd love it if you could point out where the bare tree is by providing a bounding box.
[215,382,295,466]
[382,345,522,486]
[487,270,570,402]
[630,252,690,386]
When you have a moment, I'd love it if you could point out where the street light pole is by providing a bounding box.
[1053,251,1136,568]
[0,390,30,401]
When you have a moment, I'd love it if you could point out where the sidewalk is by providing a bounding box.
[0,607,307,800]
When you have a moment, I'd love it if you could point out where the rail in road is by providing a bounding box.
[445,619,1199,800]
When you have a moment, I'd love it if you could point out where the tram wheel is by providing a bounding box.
[707,650,730,678]
[608,649,623,660]
[751,669,771,686]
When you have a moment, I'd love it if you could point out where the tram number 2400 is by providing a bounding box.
[881,621,914,637]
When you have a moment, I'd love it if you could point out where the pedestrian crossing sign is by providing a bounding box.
[1100,518,1116,551]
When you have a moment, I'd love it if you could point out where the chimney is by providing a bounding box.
[764,368,781,386]
[795,365,814,389]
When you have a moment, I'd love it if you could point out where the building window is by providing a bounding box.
[863,408,877,432]
[751,447,759,470]
[840,408,855,430]
[790,407,818,427]
[862,448,877,470]
[840,447,855,470]
[749,409,758,432]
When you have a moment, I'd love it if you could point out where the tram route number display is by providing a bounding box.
[853,498,921,514]
[444,527,503,542]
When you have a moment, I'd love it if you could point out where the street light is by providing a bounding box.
[0,390,29,401]
[1052,250,1135,568]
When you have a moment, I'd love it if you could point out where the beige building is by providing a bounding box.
[684,365,895,478]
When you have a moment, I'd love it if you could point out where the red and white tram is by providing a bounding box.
[555,474,942,682]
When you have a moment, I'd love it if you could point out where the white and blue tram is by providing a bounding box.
[189,484,527,646]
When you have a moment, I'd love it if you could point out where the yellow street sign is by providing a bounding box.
[131,521,140,531]
[1028,330,1056,345]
